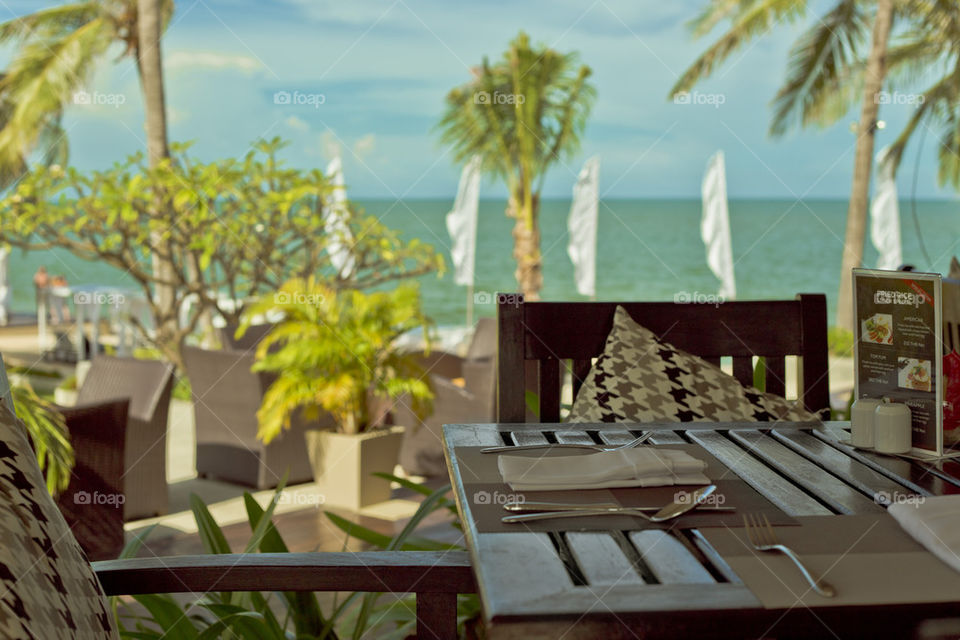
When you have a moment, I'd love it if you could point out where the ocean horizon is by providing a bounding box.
[8,197,959,327]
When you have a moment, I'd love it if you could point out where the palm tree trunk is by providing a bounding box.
[835,0,894,331]
[136,0,177,353]
[509,193,543,300]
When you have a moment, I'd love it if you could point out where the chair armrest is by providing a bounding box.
[93,551,475,595]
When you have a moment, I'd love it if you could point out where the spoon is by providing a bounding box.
[501,485,718,524]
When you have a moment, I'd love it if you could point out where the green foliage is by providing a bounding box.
[438,31,595,192]
[11,381,73,494]
[241,280,435,439]
[113,478,480,639]
[828,326,855,357]
[0,138,443,363]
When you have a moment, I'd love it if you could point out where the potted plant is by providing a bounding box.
[239,278,433,510]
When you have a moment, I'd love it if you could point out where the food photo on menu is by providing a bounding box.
[899,358,932,392]
[862,313,894,345]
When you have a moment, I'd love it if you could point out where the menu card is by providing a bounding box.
[853,269,943,456]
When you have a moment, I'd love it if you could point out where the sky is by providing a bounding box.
[1,0,956,201]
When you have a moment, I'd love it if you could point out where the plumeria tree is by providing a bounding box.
[0,138,444,366]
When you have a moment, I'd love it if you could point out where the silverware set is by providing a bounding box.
[501,484,721,524]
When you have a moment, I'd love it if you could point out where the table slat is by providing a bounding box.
[771,429,919,501]
[687,430,831,516]
[511,431,551,446]
[727,430,882,514]
[566,533,646,586]
[554,431,594,445]
[630,531,715,585]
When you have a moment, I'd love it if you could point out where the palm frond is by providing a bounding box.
[670,0,806,97]
[769,0,867,135]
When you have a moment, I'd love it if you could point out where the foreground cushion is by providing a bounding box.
[568,306,819,423]
[0,398,118,639]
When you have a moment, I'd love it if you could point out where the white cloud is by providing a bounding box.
[165,51,262,74]
[285,115,310,131]
[353,133,375,158]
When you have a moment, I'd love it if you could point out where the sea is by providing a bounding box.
[7,198,960,327]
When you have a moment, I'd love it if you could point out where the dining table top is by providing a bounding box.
[442,421,960,640]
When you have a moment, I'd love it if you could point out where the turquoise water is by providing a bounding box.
[7,198,959,326]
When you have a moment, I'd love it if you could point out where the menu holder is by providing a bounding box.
[853,268,944,457]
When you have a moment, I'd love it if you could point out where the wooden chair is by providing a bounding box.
[497,293,830,422]
[0,357,474,640]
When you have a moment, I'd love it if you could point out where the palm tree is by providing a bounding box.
[0,1,173,182]
[0,0,177,343]
[671,0,894,331]
[438,32,595,300]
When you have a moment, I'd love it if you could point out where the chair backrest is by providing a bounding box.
[465,317,496,361]
[182,346,267,444]
[77,356,174,424]
[220,322,273,353]
[497,293,830,423]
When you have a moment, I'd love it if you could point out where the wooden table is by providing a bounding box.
[443,422,960,639]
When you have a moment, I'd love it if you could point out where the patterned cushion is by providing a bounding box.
[568,306,820,423]
[0,398,118,639]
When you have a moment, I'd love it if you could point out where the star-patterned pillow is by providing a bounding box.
[568,306,821,424]
[0,397,119,639]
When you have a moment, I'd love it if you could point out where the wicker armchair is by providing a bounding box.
[183,346,322,488]
[75,356,175,519]
[55,398,129,560]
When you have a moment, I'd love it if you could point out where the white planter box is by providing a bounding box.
[306,426,405,511]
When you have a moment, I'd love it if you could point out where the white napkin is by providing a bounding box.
[497,448,710,491]
[889,495,960,574]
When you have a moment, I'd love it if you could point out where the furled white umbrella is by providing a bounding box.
[701,150,736,300]
[324,154,356,278]
[567,156,600,299]
[446,155,482,326]
[870,146,903,271]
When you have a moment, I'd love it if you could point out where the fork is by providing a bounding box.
[480,432,652,454]
[742,513,836,598]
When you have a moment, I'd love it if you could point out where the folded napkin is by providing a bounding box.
[498,447,710,491]
[889,495,960,574]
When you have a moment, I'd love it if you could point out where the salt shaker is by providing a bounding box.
[850,398,883,448]
[874,403,912,454]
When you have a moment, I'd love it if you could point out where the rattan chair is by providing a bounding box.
[75,356,175,519]
[183,346,320,488]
